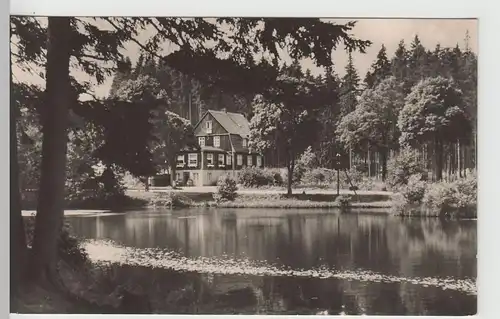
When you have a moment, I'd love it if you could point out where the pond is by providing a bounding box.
[67,208,477,315]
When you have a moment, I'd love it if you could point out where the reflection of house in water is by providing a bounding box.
[201,274,285,313]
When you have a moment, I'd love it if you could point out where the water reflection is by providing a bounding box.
[67,208,477,315]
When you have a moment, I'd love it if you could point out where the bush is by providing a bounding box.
[401,174,427,204]
[422,181,457,215]
[422,174,477,217]
[24,216,89,268]
[452,173,477,208]
[387,148,426,190]
[301,168,336,186]
[392,174,477,218]
[264,168,285,186]
[237,167,283,188]
[213,175,238,203]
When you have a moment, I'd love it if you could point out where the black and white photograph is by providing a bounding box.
[10,13,478,316]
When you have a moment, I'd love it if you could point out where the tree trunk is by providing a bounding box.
[10,60,27,300]
[170,156,176,186]
[380,148,388,181]
[286,158,294,197]
[435,138,444,181]
[367,149,371,177]
[457,140,462,178]
[29,17,72,285]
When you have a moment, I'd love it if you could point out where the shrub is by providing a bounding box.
[387,148,426,190]
[422,174,477,217]
[237,167,283,188]
[452,173,477,208]
[238,167,270,187]
[24,216,89,268]
[291,146,317,185]
[213,175,238,203]
[263,168,284,186]
[301,168,336,186]
[422,181,457,215]
[401,174,427,204]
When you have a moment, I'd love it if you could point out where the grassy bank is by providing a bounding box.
[129,191,392,210]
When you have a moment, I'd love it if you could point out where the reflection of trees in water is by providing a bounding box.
[69,210,476,280]
[384,218,476,278]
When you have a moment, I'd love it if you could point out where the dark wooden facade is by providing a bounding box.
[175,110,264,186]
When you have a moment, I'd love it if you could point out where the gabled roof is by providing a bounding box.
[196,110,251,138]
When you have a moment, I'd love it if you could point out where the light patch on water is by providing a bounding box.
[82,240,477,296]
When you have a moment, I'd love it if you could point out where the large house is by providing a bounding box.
[175,109,264,186]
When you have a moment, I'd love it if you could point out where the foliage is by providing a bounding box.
[213,175,238,203]
[249,63,328,194]
[336,77,405,180]
[338,52,361,117]
[400,174,427,204]
[237,167,282,188]
[301,168,337,186]
[315,68,342,168]
[452,172,477,208]
[392,174,477,217]
[150,110,194,174]
[297,146,317,169]
[422,174,477,216]
[364,44,391,88]
[24,216,88,268]
[399,76,471,148]
[386,148,426,190]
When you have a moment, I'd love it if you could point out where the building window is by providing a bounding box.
[207,153,214,166]
[193,173,199,184]
[242,138,247,148]
[214,136,220,148]
[226,154,232,166]
[198,137,205,147]
[206,121,213,134]
[237,154,243,166]
[218,154,225,167]
[256,155,262,167]
[177,155,185,167]
[176,172,181,181]
[188,153,198,167]
[247,155,253,166]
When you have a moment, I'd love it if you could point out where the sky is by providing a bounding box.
[12,18,478,99]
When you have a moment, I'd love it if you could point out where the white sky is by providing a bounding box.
[12,18,477,99]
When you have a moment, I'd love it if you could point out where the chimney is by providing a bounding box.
[221,108,227,113]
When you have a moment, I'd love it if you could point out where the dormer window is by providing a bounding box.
[206,120,213,134]
[198,137,205,147]
[242,138,248,148]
